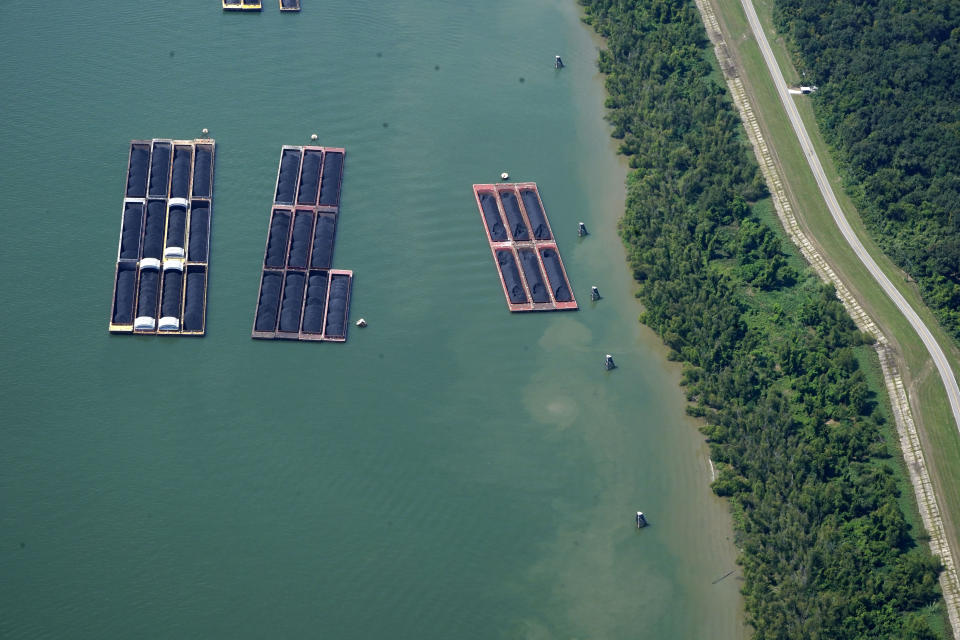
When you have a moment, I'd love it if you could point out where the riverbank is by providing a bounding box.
[581,0,947,636]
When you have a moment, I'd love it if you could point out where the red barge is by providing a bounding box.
[472,182,578,312]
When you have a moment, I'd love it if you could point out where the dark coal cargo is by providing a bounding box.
[478,191,508,242]
[297,149,322,205]
[125,144,149,198]
[324,273,351,339]
[188,203,210,262]
[192,145,213,198]
[318,151,343,207]
[170,145,192,200]
[520,188,552,240]
[148,142,171,198]
[495,249,528,304]
[109,138,215,336]
[278,271,306,333]
[182,265,207,333]
[302,271,329,334]
[518,248,550,303]
[287,211,313,269]
[310,215,337,269]
[255,271,283,333]
[275,148,300,205]
[253,144,352,342]
[539,247,572,302]
[119,202,143,260]
[265,209,292,268]
[499,190,530,241]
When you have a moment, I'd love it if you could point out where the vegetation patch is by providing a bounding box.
[581,0,946,636]
[773,0,960,345]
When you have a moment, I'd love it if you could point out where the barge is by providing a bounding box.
[253,145,352,342]
[472,182,577,312]
[279,0,301,10]
[109,138,215,335]
[222,0,262,10]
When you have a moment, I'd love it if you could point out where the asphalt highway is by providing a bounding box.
[740,0,960,437]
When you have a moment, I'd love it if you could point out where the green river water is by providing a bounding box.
[0,1,745,637]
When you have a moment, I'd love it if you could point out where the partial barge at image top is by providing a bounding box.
[472,182,577,312]
[253,144,353,342]
[279,0,301,11]
[222,0,262,10]
[109,138,216,336]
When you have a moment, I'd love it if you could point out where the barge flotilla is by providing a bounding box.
[472,182,578,312]
[252,145,353,342]
[109,138,215,336]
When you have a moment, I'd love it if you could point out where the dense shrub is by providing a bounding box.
[581,0,945,636]
[774,0,960,343]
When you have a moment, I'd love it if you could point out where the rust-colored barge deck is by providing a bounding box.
[472,182,577,312]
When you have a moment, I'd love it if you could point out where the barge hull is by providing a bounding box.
[253,144,352,342]
[109,138,215,335]
[472,182,578,312]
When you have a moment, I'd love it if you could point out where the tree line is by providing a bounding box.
[580,0,946,637]
[773,0,960,343]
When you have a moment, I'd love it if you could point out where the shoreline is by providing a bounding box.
[561,2,748,634]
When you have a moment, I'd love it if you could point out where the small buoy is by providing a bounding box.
[605,354,616,370]
[578,221,588,237]
[355,318,367,328]
[201,128,209,135]
[591,286,601,301]
[636,511,647,528]
[311,133,318,141]
[500,172,509,181]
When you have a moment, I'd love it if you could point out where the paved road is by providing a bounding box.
[739,0,960,438]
